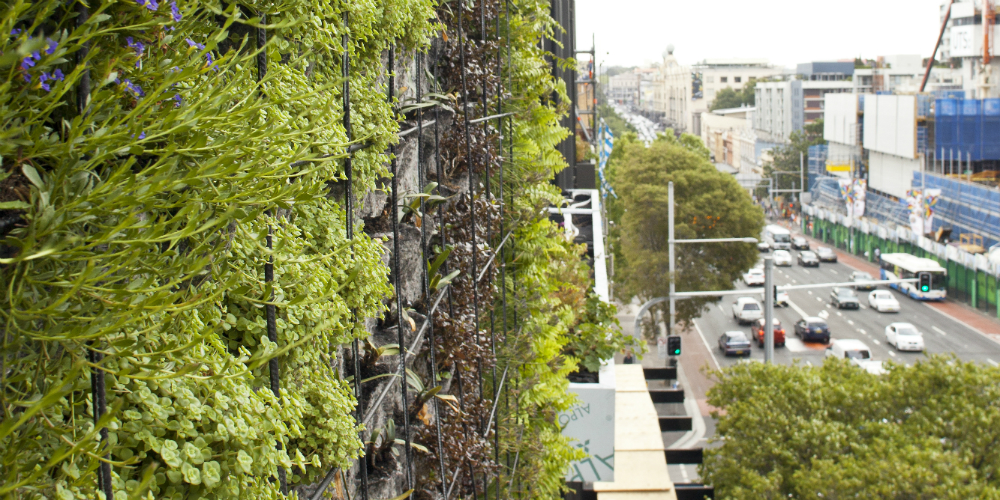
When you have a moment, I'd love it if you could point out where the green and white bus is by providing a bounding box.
[879,253,947,301]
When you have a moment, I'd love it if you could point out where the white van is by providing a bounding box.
[825,339,885,375]
[763,224,792,250]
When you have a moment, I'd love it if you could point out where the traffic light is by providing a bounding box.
[919,273,932,293]
[667,336,682,356]
[774,285,778,302]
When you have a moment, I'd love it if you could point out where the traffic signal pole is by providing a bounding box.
[763,257,774,363]
[668,182,676,341]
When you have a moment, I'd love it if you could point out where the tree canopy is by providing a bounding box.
[702,356,1000,498]
[606,132,763,334]
[709,79,757,111]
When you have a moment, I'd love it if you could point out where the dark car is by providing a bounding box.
[797,251,820,267]
[791,236,810,250]
[830,287,860,309]
[850,271,877,291]
[795,317,831,343]
[816,247,838,262]
[718,331,752,357]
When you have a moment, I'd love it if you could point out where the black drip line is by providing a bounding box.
[75,2,114,499]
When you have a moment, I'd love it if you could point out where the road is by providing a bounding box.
[694,245,1000,369]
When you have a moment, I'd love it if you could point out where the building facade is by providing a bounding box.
[688,59,783,138]
[754,80,803,144]
[652,47,691,132]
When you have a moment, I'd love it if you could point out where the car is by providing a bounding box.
[816,246,838,262]
[830,287,860,309]
[794,317,831,343]
[732,297,764,325]
[791,236,810,250]
[885,322,925,352]
[743,268,765,287]
[797,251,820,267]
[868,290,900,313]
[773,250,793,267]
[775,290,790,307]
[751,318,786,347]
[757,241,771,253]
[826,339,885,375]
[718,331,752,357]
[850,271,878,291]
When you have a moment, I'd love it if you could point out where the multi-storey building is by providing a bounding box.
[652,46,691,132]
[754,80,803,145]
[853,54,963,94]
[688,59,783,136]
[608,72,639,105]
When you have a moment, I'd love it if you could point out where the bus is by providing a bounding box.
[763,224,792,250]
[879,253,947,301]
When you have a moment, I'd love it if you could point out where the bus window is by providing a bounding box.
[932,272,948,291]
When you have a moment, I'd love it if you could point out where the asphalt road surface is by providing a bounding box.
[694,247,1000,369]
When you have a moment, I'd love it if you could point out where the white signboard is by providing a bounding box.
[562,363,616,482]
[950,25,979,58]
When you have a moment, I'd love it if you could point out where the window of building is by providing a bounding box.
[706,76,714,83]
[721,77,728,83]
[735,76,742,83]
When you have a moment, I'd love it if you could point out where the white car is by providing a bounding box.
[773,250,792,267]
[732,297,764,325]
[776,290,790,307]
[743,268,765,287]
[826,339,886,375]
[868,290,900,313]
[885,322,925,352]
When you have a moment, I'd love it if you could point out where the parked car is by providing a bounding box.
[776,290,790,307]
[797,251,820,267]
[826,339,885,375]
[757,241,771,253]
[830,287,861,309]
[816,247,838,263]
[743,268,765,287]
[732,297,764,325]
[791,236,810,250]
[868,290,901,313]
[718,331,752,357]
[773,250,793,267]
[752,318,786,347]
[885,322,925,352]
[850,271,878,291]
[794,317,831,343]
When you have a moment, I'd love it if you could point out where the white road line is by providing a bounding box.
[859,330,867,335]
[805,360,813,366]
[803,269,811,275]
[859,304,867,310]
[836,311,843,317]
[829,269,838,275]
[922,303,992,338]
[816,297,823,302]
[792,279,798,284]
[888,351,896,357]
[807,290,813,295]
[859,329,867,334]
[786,298,811,320]
[717,304,726,314]
[693,320,722,370]
[932,326,948,336]
[680,464,690,482]
[847,320,854,325]
[873,339,881,345]
[989,359,999,367]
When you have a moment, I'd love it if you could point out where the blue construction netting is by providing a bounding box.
[915,171,1000,247]
[934,89,966,99]
[935,98,1000,161]
[807,144,828,191]
[809,176,844,212]
[864,190,909,227]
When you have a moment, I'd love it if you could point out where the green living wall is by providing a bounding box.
[0,0,628,498]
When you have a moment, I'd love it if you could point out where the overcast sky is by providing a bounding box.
[576,0,948,69]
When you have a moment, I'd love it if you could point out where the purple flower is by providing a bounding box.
[45,38,57,55]
[206,51,215,67]
[172,93,182,107]
[51,69,64,81]
[31,50,41,61]
[22,73,30,83]
[135,0,159,11]
[121,78,145,97]
[39,72,51,91]
[21,57,35,71]
[185,38,205,51]
[126,36,145,67]
[170,1,182,22]
[138,132,146,139]
[11,28,22,36]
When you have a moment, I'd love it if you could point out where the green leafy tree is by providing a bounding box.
[607,133,763,335]
[702,357,1000,498]
[709,78,757,111]
[764,119,824,194]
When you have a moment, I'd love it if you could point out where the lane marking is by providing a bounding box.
[816,297,823,302]
[786,298,810,320]
[922,303,995,339]
[807,290,813,295]
[860,329,867,334]
[784,338,811,352]
[859,330,867,335]
[847,320,854,325]
[888,351,896,357]
[932,326,947,336]
[805,360,813,366]
[829,269,838,275]
[818,310,830,320]
[836,311,843,317]
[859,304,867,310]
[989,359,998,367]
[873,339,881,345]
[717,304,726,314]
[803,269,811,275]
[693,320,722,370]
[680,464,690,482]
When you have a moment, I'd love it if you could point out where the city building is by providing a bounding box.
[938,0,1000,98]
[688,59,783,136]
[754,80,803,145]
[608,72,639,105]
[853,54,963,94]
[651,46,691,132]
[701,106,754,173]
